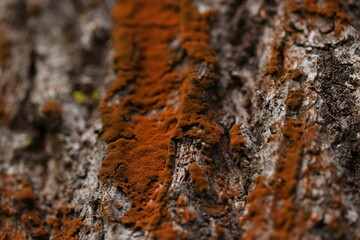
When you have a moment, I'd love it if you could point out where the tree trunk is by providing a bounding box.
[0,0,359,239]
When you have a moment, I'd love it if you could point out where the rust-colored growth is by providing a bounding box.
[317,0,350,21]
[0,36,10,68]
[265,60,280,76]
[0,172,47,240]
[189,162,208,192]
[100,201,112,219]
[286,0,351,36]
[264,43,283,76]
[91,0,105,6]
[172,0,222,145]
[100,0,184,234]
[241,120,305,240]
[30,226,47,238]
[115,202,123,210]
[15,186,35,202]
[285,89,304,111]
[42,101,62,131]
[215,224,226,239]
[94,225,103,231]
[50,206,84,240]
[0,104,10,126]
[21,212,41,227]
[42,102,62,119]
[202,165,211,175]
[203,156,214,164]
[99,0,182,232]
[99,0,220,235]
[182,209,195,222]
[239,176,270,224]
[177,194,187,206]
[240,1,353,238]
[26,3,41,16]
[176,208,196,224]
[205,204,226,218]
[268,120,305,239]
[269,122,280,135]
[56,205,71,215]
[287,69,304,81]
[275,120,303,197]
[52,218,83,240]
[229,124,246,152]
[0,231,25,240]
[287,0,349,19]
[48,217,60,228]
[219,191,230,202]
[151,222,178,240]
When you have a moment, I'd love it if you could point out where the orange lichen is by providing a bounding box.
[189,162,208,192]
[41,101,62,131]
[177,194,188,207]
[94,225,103,230]
[264,43,283,76]
[115,202,123,210]
[100,8,182,231]
[241,0,353,239]
[205,204,226,218]
[172,0,222,146]
[14,186,35,202]
[49,206,84,240]
[203,165,212,174]
[285,0,351,35]
[229,124,246,152]
[286,69,304,82]
[152,222,179,240]
[1,171,86,239]
[203,155,214,164]
[42,101,62,118]
[30,226,47,238]
[0,173,83,240]
[182,209,196,222]
[57,206,71,215]
[26,2,42,16]
[241,120,306,239]
[219,192,230,202]
[52,218,83,240]
[0,104,10,126]
[270,121,304,239]
[0,36,10,68]
[0,172,49,240]
[285,89,304,111]
[48,217,60,228]
[100,201,112,219]
[0,231,25,240]
[176,208,196,224]
[21,212,41,227]
[99,0,221,236]
[215,224,225,238]
[215,175,238,202]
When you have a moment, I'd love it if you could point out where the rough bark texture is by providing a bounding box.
[0,0,359,239]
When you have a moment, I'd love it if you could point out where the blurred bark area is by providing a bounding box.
[0,0,359,239]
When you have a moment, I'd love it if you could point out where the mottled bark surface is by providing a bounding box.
[0,0,359,239]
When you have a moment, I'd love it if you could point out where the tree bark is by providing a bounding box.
[0,0,359,239]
